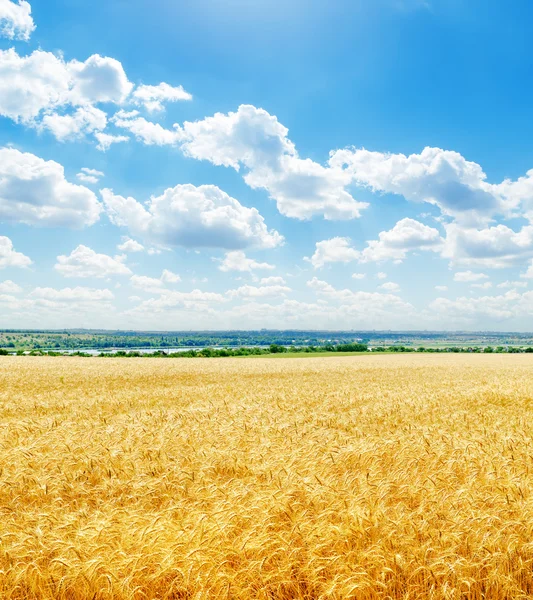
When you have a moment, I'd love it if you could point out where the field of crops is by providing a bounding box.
[2,355,533,599]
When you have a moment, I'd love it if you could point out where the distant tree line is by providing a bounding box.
[4,343,533,358]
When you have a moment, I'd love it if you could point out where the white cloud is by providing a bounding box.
[330,146,520,225]
[161,269,181,283]
[115,105,367,220]
[227,284,291,299]
[117,237,144,253]
[130,274,165,293]
[67,54,133,105]
[132,82,192,112]
[0,147,101,227]
[41,106,107,141]
[0,279,21,293]
[260,276,286,285]
[442,223,533,268]
[95,132,129,151]
[497,280,528,289]
[305,237,360,269]
[379,281,400,292]
[55,245,131,278]
[429,290,533,323]
[0,49,132,126]
[179,105,368,221]
[218,250,275,272]
[0,236,32,268]
[128,289,225,313]
[102,184,283,250]
[453,270,488,282]
[352,273,366,280]
[307,277,413,319]
[435,285,448,291]
[112,111,184,145]
[30,286,114,302]
[76,167,105,185]
[360,218,443,263]
[376,272,387,280]
[471,281,492,290]
[0,0,34,41]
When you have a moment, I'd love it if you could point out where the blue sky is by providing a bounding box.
[2,0,533,330]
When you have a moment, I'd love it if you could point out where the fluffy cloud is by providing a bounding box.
[55,245,131,278]
[30,286,114,302]
[117,237,144,253]
[227,284,291,299]
[379,281,401,292]
[0,148,101,227]
[306,277,414,323]
[111,111,184,145]
[360,218,443,263]
[0,236,32,268]
[218,250,275,272]
[160,269,181,283]
[0,279,22,293]
[429,290,533,323]
[132,82,192,112]
[330,146,533,225]
[498,280,528,288]
[128,289,225,313]
[260,276,286,285]
[76,168,104,185]
[115,104,368,220]
[130,274,165,293]
[352,273,366,280]
[305,237,360,269]
[102,184,283,250]
[453,270,489,282]
[95,132,129,151]
[442,223,533,268]
[0,0,34,40]
[41,106,107,141]
[471,282,492,290]
[0,49,132,125]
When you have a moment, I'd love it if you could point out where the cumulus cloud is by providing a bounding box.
[498,280,528,288]
[132,82,192,112]
[260,276,286,285]
[0,0,34,40]
[379,281,401,292]
[114,104,368,220]
[76,167,105,185]
[471,281,492,290]
[160,269,181,283]
[95,132,129,151]
[0,236,32,268]
[227,284,291,299]
[305,237,360,269]
[111,111,184,145]
[218,250,275,272]
[376,272,387,279]
[102,184,283,250]
[360,218,443,263]
[30,286,114,302]
[330,146,533,226]
[442,223,533,268]
[453,270,489,282]
[0,279,21,293]
[117,237,144,253]
[41,106,107,141]
[0,148,101,227]
[429,290,533,323]
[0,49,132,125]
[352,273,366,280]
[55,245,131,278]
[130,274,165,293]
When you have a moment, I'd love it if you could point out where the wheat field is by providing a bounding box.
[2,355,533,599]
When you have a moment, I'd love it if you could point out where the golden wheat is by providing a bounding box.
[1,354,533,599]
